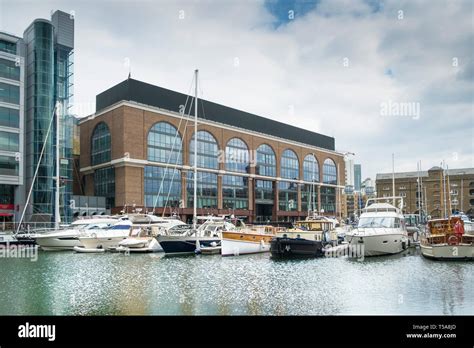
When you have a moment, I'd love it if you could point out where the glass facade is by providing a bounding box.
[321,186,336,213]
[279,181,298,211]
[280,149,299,179]
[25,21,56,217]
[302,154,319,212]
[0,155,19,176]
[189,131,219,169]
[322,159,337,213]
[256,144,276,176]
[0,131,19,152]
[0,82,20,104]
[55,43,75,223]
[0,58,20,81]
[94,167,115,209]
[148,122,182,164]
[303,154,319,182]
[187,171,218,209]
[301,184,318,212]
[323,158,337,185]
[0,184,14,204]
[0,106,19,128]
[91,122,111,165]
[0,40,16,54]
[225,138,249,173]
[255,180,274,201]
[144,166,181,208]
[222,175,248,209]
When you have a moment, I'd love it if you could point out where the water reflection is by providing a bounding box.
[0,250,472,315]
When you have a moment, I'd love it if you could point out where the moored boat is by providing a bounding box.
[0,232,37,247]
[270,215,332,258]
[420,217,473,260]
[345,197,408,257]
[76,219,132,251]
[157,217,234,255]
[221,225,283,256]
[33,217,119,251]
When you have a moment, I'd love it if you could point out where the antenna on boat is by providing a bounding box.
[446,164,452,232]
[193,69,200,253]
[193,69,198,232]
[392,153,395,206]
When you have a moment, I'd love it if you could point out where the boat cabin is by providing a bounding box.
[424,217,474,245]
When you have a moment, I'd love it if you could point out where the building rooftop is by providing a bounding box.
[95,78,336,151]
[376,167,474,180]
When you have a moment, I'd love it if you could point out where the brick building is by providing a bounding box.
[376,166,474,218]
[79,78,346,223]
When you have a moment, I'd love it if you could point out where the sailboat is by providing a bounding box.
[8,102,64,248]
[156,70,227,255]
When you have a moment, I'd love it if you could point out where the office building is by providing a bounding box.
[0,10,75,227]
[0,32,25,227]
[79,78,347,222]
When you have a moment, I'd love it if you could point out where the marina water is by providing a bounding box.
[1,249,472,315]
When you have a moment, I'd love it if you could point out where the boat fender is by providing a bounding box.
[448,235,459,246]
[91,233,97,239]
[260,239,265,248]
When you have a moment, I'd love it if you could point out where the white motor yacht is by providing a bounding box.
[76,219,133,251]
[34,217,118,251]
[345,197,408,257]
[116,214,187,253]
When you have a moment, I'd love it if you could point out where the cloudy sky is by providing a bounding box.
[1,0,472,180]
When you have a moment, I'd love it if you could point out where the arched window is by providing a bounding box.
[303,154,319,182]
[225,138,249,173]
[256,144,276,177]
[91,122,111,166]
[280,149,299,179]
[321,158,337,213]
[323,158,337,185]
[148,122,182,164]
[302,154,319,212]
[279,149,299,212]
[189,131,219,169]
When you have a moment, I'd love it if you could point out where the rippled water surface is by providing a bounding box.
[1,248,472,315]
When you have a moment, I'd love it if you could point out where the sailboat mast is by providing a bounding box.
[392,153,395,206]
[193,69,198,230]
[55,102,61,229]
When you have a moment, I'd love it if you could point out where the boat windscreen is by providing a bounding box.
[358,217,399,229]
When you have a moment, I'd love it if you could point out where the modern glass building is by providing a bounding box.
[80,79,347,222]
[23,10,74,223]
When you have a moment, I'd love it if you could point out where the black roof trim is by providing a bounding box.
[96,78,335,151]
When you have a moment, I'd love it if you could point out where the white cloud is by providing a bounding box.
[1,0,472,180]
